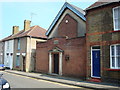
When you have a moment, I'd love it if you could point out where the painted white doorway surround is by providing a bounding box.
[49,47,63,75]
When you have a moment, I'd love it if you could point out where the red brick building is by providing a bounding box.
[85,0,120,83]
[35,2,86,79]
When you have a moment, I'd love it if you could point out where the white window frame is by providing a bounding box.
[110,44,120,69]
[113,6,120,31]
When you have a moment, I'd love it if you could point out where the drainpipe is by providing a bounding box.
[29,36,32,72]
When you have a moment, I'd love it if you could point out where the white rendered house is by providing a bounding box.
[3,26,19,69]
[4,40,14,69]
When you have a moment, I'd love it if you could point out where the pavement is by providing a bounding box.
[4,70,120,90]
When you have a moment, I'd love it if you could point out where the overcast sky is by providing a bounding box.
[0,0,98,39]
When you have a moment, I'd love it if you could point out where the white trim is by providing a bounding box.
[0,53,3,55]
[59,52,62,75]
[91,46,101,78]
[115,45,117,69]
[91,46,100,78]
[49,52,62,75]
[110,44,120,69]
[49,52,52,74]
[113,6,120,31]
[22,53,26,56]
[110,45,112,68]
[91,76,101,78]
[46,2,85,36]
[16,53,20,55]
[91,47,93,77]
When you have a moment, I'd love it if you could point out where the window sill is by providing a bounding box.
[16,66,19,68]
[106,69,120,71]
[112,30,120,33]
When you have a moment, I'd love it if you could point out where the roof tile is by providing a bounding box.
[86,0,119,10]
[1,25,47,41]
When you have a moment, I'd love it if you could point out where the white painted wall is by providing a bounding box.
[0,42,4,64]
[4,40,14,69]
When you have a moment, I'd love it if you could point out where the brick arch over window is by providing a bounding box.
[58,14,78,38]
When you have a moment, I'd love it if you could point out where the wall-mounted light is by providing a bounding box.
[65,19,69,24]
[65,55,70,61]
[65,36,68,39]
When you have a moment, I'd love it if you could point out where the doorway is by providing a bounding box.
[23,57,26,71]
[91,46,100,78]
[53,54,59,74]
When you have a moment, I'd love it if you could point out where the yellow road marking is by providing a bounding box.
[4,72,82,88]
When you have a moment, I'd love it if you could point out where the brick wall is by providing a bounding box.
[36,37,86,78]
[36,12,86,78]
[58,14,77,38]
[86,2,120,83]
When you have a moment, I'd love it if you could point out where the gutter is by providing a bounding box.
[14,36,47,40]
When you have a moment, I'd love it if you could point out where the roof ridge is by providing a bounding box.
[17,26,35,37]
[85,0,119,10]
[65,2,85,14]
[27,25,37,36]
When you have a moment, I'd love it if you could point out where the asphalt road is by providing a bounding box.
[1,71,92,89]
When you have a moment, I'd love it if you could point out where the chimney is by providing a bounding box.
[12,26,19,34]
[24,20,31,31]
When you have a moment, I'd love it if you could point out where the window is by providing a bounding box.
[17,39,20,50]
[7,41,9,50]
[16,55,20,66]
[92,46,100,49]
[10,53,13,56]
[113,6,120,31]
[110,44,120,69]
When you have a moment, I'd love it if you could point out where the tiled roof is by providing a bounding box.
[16,25,47,38]
[8,30,24,40]
[1,25,47,41]
[1,35,12,41]
[70,3,85,15]
[27,25,47,38]
[86,0,119,10]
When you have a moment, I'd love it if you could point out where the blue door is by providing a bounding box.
[92,50,100,77]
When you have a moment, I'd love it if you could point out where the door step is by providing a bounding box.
[50,73,59,76]
[88,77,101,82]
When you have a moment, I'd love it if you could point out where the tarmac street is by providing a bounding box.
[1,71,91,89]
[0,70,119,90]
